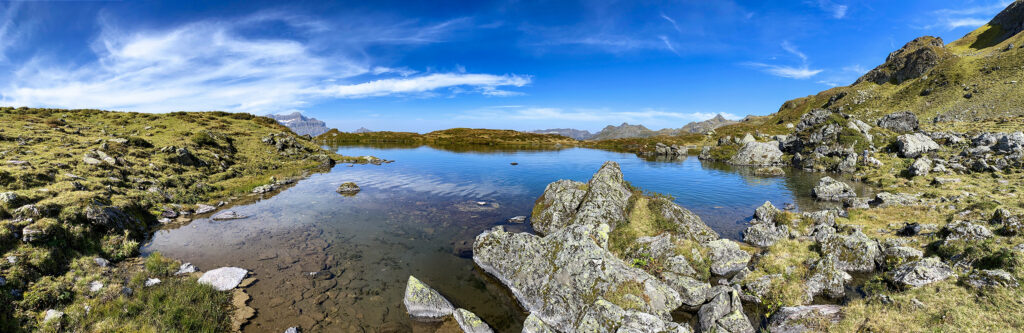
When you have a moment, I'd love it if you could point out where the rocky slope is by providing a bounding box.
[0,108,373,331]
[268,112,329,137]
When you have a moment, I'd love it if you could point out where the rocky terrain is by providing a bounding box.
[0,108,376,331]
[679,115,738,135]
[530,128,595,140]
[268,112,330,137]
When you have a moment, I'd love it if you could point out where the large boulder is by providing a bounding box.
[943,221,993,242]
[819,230,880,273]
[403,276,454,320]
[576,299,692,333]
[743,201,789,247]
[811,177,856,201]
[895,133,940,158]
[198,267,248,291]
[869,192,923,208]
[650,197,718,243]
[568,162,634,232]
[965,269,1019,289]
[522,314,558,333]
[728,141,783,166]
[889,257,953,289]
[766,305,842,333]
[473,225,682,332]
[805,254,852,299]
[707,240,751,276]
[697,288,754,333]
[876,111,919,133]
[85,205,142,230]
[908,157,932,177]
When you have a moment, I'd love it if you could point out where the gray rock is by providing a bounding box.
[943,221,993,242]
[403,276,454,320]
[336,182,360,194]
[197,267,248,291]
[869,192,922,208]
[806,254,852,299]
[697,288,754,333]
[169,147,205,166]
[195,204,216,215]
[889,257,953,289]
[144,278,162,287]
[819,230,880,273]
[211,210,247,220]
[812,177,856,201]
[728,141,783,166]
[522,313,558,333]
[881,246,923,269]
[576,299,693,333]
[739,274,778,304]
[283,328,299,333]
[473,225,682,332]
[529,179,587,235]
[877,111,919,133]
[85,205,142,230]
[708,239,751,276]
[995,132,1024,153]
[453,308,494,333]
[965,269,1019,289]
[908,157,932,177]
[895,133,940,158]
[508,216,527,224]
[767,305,842,333]
[651,196,718,243]
[94,257,110,267]
[743,222,788,248]
[0,191,18,206]
[570,162,634,231]
[252,184,277,194]
[0,277,5,286]
[43,309,63,323]
[89,281,104,292]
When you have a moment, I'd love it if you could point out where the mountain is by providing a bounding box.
[354,127,373,133]
[531,128,594,140]
[268,112,329,137]
[589,123,658,140]
[678,114,738,134]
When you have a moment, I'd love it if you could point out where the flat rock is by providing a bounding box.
[767,305,842,333]
[965,269,1019,289]
[211,210,247,220]
[195,204,216,215]
[819,230,880,273]
[895,133,940,158]
[403,276,454,320]
[198,267,248,291]
[728,141,783,166]
[812,177,856,201]
[889,257,953,289]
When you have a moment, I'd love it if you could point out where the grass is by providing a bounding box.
[0,107,354,331]
[742,239,819,313]
[316,127,579,147]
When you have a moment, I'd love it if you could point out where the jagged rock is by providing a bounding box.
[908,157,932,177]
[965,269,1019,289]
[403,276,455,320]
[197,267,248,291]
[743,223,788,248]
[943,221,993,241]
[995,132,1024,153]
[812,177,856,201]
[85,205,142,230]
[856,36,949,85]
[570,162,634,231]
[819,230,880,273]
[336,182,360,195]
[869,192,922,208]
[739,274,777,304]
[697,288,754,333]
[881,246,924,269]
[473,225,682,332]
[211,210,247,220]
[708,240,751,276]
[806,254,852,299]
[766,305,842,333]
[310,154,336,169]
[453,308,494,333]
[796,109,835,132]
[650,196,718,243]
[728,141,783,166]
[877,111,920,133]
[530,179,588,235]
[889,257,953,289]
[895,133,940,158]
[637,234,709,307]
[195,204,216,215]
[522,314,558,333]
[576,299,692,333]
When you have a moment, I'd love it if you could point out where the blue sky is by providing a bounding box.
[0,0,1012,132]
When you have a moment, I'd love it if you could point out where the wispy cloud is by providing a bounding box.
[659,36,680,56]
[660,12,683,34]
[0,2,23,62]
[814,0,849,19]
[745,41,822,79]
[0,12,527,113]
[922,1,1010,30]
[455,106,740,130]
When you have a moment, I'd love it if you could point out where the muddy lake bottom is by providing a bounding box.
[143,146,843,332]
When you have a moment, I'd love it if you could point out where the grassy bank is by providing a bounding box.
[316,127,579,147]
[0,107,367,331]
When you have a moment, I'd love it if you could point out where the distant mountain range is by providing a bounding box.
[530,128,595,140]
[537,115,739,141]
[353,127,373,133]
[268,112,329,137]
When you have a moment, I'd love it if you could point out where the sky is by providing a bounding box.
[0,0,1014,133]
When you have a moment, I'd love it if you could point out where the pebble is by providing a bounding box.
[145,278,162,287]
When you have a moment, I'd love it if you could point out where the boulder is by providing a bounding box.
[805,254,852,299]
[650,197,718,243]
[876,111,919,133]
[336,182,360,195]
[195,204,216,215]
[766,305,842,333]
[889,257,953,289]
[198,267,248,291]
[819,230,880,273]
[697,288,754,333]
[743,222,788,248]
[943,221,993,242]
[403,276,455,320]
[453,308,494,333]
[473,225,682,332]
[570,162,634,231]
[728,141,783,166]
[908,157,932,177]
[707,240,751,276]
[576,299,692,333]
[754,166,786,176]
[522,314,558,333]
[995,132,1024,153]
[211,210,247,220]
[812,177,856,201]
[869,192,922,208]
[881,246,923,269]
[85,205,142,230]
[895,133,940,158]
[965,269,1019,289]
[529,179,587,235]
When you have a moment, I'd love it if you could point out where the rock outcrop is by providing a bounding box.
[403,276,455,320]
[812,177,856,201]
[855,36,951,85]
[876,111,920,133]
[766,305,842,333]
[888,257,953,289]
[268,112,330,137]
[728,141,783,166]
[895,133,940,158]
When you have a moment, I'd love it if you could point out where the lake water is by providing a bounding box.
[142,145,838,332]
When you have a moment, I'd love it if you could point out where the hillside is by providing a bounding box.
[530,128,594,140]
[0,108,370,331]
[316,127,579,147]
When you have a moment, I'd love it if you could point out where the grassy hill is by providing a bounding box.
[316,127,579,147]
[0,107,366,331]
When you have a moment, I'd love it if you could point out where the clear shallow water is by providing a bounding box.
[143,146,837,332]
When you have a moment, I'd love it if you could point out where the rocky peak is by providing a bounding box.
[268,112,329,137]
[991,0,1024,41]
[855,36,952,85]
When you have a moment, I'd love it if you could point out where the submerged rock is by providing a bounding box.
[211,210,247,220]
[453,308,493,333]
[198,267,248,291]
[812,177,856,201]
[767,305,842,333]
[403,276,455,320]
[889,257,953,289]
[336,182,361,195]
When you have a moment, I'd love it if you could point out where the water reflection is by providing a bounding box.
[144,146,853,332]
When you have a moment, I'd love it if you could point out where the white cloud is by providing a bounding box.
[456,106,740,129]
[0,13,527,113]
[923,1,1010,30]
[660,13,683,34]
[781,40,808,63]
[0,2,23,62]
[659,36,681,56]
[747,63,823,79]
[815,0,848,19]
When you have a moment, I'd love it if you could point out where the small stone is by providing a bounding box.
[454,308,494,333]
[284,328,299,333]
[43,309,63,323]
[508,216,527,224]
[89,281,104,292]
[336,182,361,195]
[403,276,454,320]
[144,278,162,287]
[195,204,216,215]
[94,257,110,267]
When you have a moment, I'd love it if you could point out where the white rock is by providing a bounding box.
[89,281,104,292]
[197,267,248,291]
[144,278,162,287]
[176,262,198,275]
[94,257,110,267]
[43,309,63,323]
